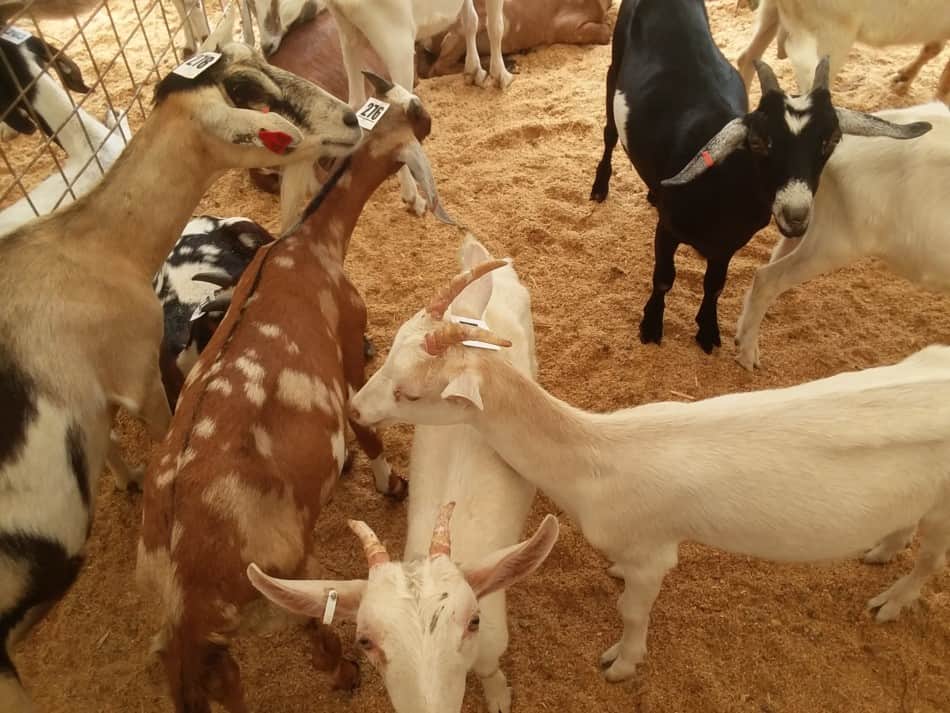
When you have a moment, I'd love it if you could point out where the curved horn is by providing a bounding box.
[348,519,390,569]
[811,55,830,91]
[660,118,749,187]
[754,59,781,96]
[429,501,456,558]
[427,259,508,319]
[835,108,932,139]
[201,292,234,315]
[423,323,512,356]
[362,71,394,96]
[192,272,235,288]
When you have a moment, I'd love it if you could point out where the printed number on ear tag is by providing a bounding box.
[356,98,390,131]
[1,26,31,45]
[172,51,222,79]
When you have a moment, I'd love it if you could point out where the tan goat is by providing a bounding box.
[137,74,449,713]
[417,0,613,79]
[0,16,361,711]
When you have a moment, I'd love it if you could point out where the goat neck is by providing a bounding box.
[53,100,222,281]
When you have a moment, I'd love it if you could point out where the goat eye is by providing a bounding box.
[404,394,420,402]
[468,614,480,632]
[357,636,373,650]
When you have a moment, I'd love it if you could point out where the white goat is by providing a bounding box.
[734,102,950,370]
[0,13,361,707]
[249,503,560,713]
[0,107,130,235]
[325,0,507,215]
[249,235,541,713]
[736,0,950,99]
[349,262,950,683]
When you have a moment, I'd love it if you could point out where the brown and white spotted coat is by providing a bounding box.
[137,77,447,713]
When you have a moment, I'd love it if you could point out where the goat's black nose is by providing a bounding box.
[343,111,359,128]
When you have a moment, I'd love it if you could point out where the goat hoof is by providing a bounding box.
[695,328,721,354]
[603,657,639,683]
[638,319,663,346]
[403,193,427,217]
[485,69,514,90]
[384,473,409,501]
[464,68,488,86]
[599,642,621,669]
[589,180,609,203]
[890,74,912,93]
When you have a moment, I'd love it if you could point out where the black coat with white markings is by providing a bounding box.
[590,0,931,353]
[153,215,273,407]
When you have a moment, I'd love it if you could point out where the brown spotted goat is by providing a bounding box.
[137,73,450,713]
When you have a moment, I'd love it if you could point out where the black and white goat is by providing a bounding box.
[153,215,273,407]
[589,0,930,353]
[0,31,89,138]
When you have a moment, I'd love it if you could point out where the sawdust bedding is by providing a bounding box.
[8,1,950,712]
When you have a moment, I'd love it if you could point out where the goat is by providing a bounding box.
[154,215,273,406]
[736,0,950,101]
[248,502,560,713]
[349,261,950,683]
[297,232,538,713]
[325,0,508,218]
[589,0,930,353]
[240,0,322,56]
[0,14,363,708]
[418,0,611,79]
[735,102,950,370]
[136,74,448,713]
[252,8,388,226]
[0,31,89,137]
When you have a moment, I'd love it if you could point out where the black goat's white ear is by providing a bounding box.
[661,118,749,186]
[835,108,932,140]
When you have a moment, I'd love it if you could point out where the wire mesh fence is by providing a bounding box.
[0,0,232,230]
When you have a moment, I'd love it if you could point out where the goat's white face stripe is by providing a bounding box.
[613,91,631,152]
[784,95,812,136]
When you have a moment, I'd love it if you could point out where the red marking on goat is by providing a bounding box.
[259,129,294,154]
[701,150,714,168]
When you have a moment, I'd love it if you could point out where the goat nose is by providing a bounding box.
[343,111,359,128]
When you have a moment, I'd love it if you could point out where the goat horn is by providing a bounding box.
[429,501,456,559]
[362,71,394,95]
[754,59,781,96]
[347,519,390,569]
[192,272,235,288]
[426,259,508,319]
[423,323,512,356]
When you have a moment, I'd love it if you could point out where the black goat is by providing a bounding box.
[590,0,930,353]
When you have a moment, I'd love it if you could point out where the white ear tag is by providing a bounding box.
[449,314,488,330]
[190,297,211,322]
[323,590,338,625]
[1,26,31,45]
[356,98,390,131]
[173,52,222,79]
[447,314,499,350]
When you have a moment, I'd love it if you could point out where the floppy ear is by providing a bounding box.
[247,564,365,621]
[399,141,454,224]
[197,102,303,155]
[461,515,560,598]
[202,5,236,52]
[441,370,483,410]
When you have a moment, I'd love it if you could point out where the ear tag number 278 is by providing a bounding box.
[172,52,222,79]
[356,98,390,131]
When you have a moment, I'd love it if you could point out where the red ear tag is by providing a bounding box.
[701,150,714,168]
[258,129,294,154]
[260,106,270,113]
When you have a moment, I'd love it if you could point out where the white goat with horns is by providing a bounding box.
[248,501,560,713]
[349,260,950,683]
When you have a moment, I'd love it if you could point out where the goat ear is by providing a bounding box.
[441,370,483,410]
[247,564,365,621]
[48,49,91,93]
[450,238,495,320]
[834,108,932,140]
[202,5,236,52]
[661,117,749,186]
[198,102,303,156]
[462,515,560,598]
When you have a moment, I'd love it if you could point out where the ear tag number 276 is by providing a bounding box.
[356,98,390,131]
